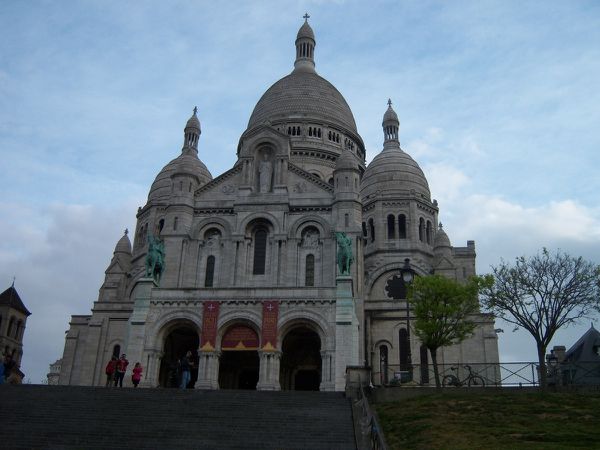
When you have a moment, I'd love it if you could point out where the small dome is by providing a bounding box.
[297,20,315,41]
[148,153,212,203]
[335,148,359,171]
[361,147,431,201]
[185,113,200,131]
[434,223,452,249]
[383,100,399,124]
[114,230,132,254]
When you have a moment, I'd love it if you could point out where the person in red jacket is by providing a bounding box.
[131,362,143,388]
[105,356,117,387]
[114,354,129,387]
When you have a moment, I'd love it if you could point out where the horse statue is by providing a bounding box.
[335,232,354,275]
[145,234,165,284]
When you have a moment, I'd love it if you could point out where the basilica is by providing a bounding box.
[58,19,499,390]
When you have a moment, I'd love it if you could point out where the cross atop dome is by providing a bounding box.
[193,106,198,115]
[387,98,392,107]
[303,12,310,22]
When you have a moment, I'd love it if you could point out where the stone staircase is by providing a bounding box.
[0,385,357,449]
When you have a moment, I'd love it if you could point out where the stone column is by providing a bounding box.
[257,350,281,391]
[141,349,161,388]
[334,275,360,391]
[319,350,335,391]
[196,351,220,390]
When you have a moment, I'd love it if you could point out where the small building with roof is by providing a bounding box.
[57,17,499,390]
[0,284,31,368]
[548,325,600,386]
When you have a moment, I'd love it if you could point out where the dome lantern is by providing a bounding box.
[382,99,400,150]
[183,106,201,154]
[294,14,316,73]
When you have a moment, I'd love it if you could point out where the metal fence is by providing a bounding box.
[372,361,600,387]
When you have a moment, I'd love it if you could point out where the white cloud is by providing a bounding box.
[0,201,137,383]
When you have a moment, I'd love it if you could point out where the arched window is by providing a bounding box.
[387,214,395,239]
[362,222,367,238]
[426,220,432,245]
[399,329,409,371]
[418,218,425,242]
[398,214,407,239]
[205,255,215,287]
[253,228,268,275]
[174,217,178,231]
[380,345,389,385]
[305,254,315,287]
[369,218,375,243]
[158,219,165,235]
[16,320,23,339]
[112,345,121,359]
[7,317,14,339]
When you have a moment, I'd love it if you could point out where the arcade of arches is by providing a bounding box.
[158,321,322,391]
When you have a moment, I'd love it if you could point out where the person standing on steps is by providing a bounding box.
[131,362,143,388]
[114,354,129,387]
[105,356,117,387]
[179,351,193,389]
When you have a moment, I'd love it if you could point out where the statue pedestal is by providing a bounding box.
[125,277,157,386]
[334,275,359,391]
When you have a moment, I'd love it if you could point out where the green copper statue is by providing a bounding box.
[335,232,354,275]
[145,234,165,284]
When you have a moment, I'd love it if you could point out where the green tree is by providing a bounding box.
[408,275,490,388]
[479,249,600,388]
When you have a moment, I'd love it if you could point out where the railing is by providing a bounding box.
[374,362,534,387]
[548,361,600,387]
[373,361,600,387]
[354,383,387,450]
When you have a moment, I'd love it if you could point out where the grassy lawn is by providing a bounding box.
[374,391,600,449]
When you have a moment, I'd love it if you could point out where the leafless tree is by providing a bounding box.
[480,249,600,388]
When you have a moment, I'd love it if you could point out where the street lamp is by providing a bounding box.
[400,258,414,382]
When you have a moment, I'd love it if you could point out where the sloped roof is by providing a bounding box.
[0,286,31,316]
[565,325,600,362]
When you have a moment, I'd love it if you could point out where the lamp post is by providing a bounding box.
[400,258,414,381]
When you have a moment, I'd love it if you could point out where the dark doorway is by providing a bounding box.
[218,351,259,389]
[159,325,199,388]
[280,327,321,391]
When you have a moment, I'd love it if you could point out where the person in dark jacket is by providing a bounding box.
[179,351,193,389]
[114,354,129,387]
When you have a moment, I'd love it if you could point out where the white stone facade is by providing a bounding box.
[58,19,499,390]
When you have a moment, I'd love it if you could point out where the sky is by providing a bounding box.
[1,0,599,384]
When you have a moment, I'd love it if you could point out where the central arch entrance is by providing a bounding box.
[159,324,199,388]
[218,324,260,390]
[280,326,322,391]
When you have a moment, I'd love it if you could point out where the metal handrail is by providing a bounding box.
[355,383,387,450]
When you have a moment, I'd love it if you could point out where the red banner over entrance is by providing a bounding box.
[200,301,219,351]
[222,325,259,350]
[261,301,279,351]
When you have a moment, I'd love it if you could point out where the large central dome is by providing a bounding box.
[247,70,358,133]
[245,19,359,138]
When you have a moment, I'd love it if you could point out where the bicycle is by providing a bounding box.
[442,365,485,387]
